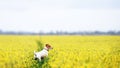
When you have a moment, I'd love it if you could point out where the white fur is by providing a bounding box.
[34,47,49,61]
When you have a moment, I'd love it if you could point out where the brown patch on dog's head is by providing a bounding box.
[45,44,53,49]
[46,44,51,48]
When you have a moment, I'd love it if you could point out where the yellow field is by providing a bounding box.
[0,35,120,68]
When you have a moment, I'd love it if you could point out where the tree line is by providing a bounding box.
[0,30,120,35]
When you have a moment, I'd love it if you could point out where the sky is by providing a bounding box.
[0,0,120,32]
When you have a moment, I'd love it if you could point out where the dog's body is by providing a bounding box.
[34,48,48,61]
[34,44,53,61]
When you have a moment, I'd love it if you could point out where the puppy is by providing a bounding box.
[34,44,53,61]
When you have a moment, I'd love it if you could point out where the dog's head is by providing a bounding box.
[44,44,53,51]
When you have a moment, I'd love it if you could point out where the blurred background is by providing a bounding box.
[0,1,120,68]
[0,0,120,35]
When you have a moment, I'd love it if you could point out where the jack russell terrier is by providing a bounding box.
[34,44,53,61]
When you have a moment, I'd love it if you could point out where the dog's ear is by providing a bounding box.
[46,44,50,47]
[46,44,48,47]
[46,44,51,48]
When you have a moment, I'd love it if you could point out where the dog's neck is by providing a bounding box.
[44,48,49,51]
[43,47,49,51]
